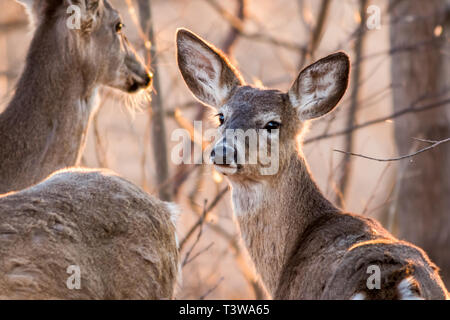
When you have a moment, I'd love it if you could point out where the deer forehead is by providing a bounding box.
[219,87,290,125]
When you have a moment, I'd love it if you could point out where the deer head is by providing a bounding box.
[176,28,350,181]
[16,0,152,93]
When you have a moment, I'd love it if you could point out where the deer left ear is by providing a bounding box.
[288,52,350,121]
[176,28,244,110]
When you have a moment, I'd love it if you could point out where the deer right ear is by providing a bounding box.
[176,28,244,109]
[288,52,350,121]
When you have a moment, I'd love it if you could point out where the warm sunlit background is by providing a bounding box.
[1,0,448,299]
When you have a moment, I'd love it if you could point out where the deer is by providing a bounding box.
[0,168,180,299]
[176,28,449,300]
[0,0,152,194]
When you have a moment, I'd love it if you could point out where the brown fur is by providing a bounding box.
[0,0,151,194]
[0,168,179,299]
[176,28,449,300]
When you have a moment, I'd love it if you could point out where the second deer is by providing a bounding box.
[0,168,180,299]
[0,0,152,194]
[176,28,448,300]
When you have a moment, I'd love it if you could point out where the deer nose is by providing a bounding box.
[144,72,153,87]
[211,144,237,165]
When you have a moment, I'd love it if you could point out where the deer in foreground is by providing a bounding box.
[176,28,448,300]
[0,0,152,194]
[0,168,180,299]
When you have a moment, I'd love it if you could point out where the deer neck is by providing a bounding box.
[229,150,339,296]
[0,23,99,191]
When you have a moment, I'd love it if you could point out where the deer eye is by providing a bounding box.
[115,22,124,33]
[264,121,281,131]
[217,113,225,126]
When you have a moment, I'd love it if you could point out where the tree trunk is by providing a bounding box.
[137,0,171,201]
[390,0,450,287]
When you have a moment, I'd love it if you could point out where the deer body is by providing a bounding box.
[232,155,446,299]
[0,168,179,299]
[0,0,152,194]
[176,28,448,299]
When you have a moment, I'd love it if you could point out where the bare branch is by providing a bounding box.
[182,200,208,267]
[0,20,28,33]
[183,242,214,267]
[304,98,450,144]
[203,0,306,53]
[221,0,247,55]
[298,0,331,68]
[362,163,392,215]
[199,277,224,300]
[334,138,450,162]
[136,0,171,201]
[179,187,229,251]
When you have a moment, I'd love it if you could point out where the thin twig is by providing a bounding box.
[334,138,450,162]
[199,277,224,300]
[221,0,246,55]
[0,20,27,33]
[203,0,306,53]
[362,163,392,215]
[182,200,208,267]
[179,187,229,251]
[183,242,214,267]
[304,98,450,144]
[298,0,331,69]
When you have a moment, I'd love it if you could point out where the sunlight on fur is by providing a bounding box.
[100,86,153,118]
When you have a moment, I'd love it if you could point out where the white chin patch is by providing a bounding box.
[214,164,238,175]
[351,292,366,300]
[397,277,424,300]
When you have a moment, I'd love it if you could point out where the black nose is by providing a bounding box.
[144,72,153,87]
[211,145,238,164]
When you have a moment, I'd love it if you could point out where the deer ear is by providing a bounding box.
[176,28,244,109]
[288,52,350,121]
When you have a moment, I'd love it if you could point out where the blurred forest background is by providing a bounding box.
[0,0,449,299]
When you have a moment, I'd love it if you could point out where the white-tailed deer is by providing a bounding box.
[0,0,152,194]
[176,28,449,300]
[0,168,179,299]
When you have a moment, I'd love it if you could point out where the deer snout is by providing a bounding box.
[125,54,153,93]
[210,142,238,167]
[142,72,153,87]
[128,70,153,93]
